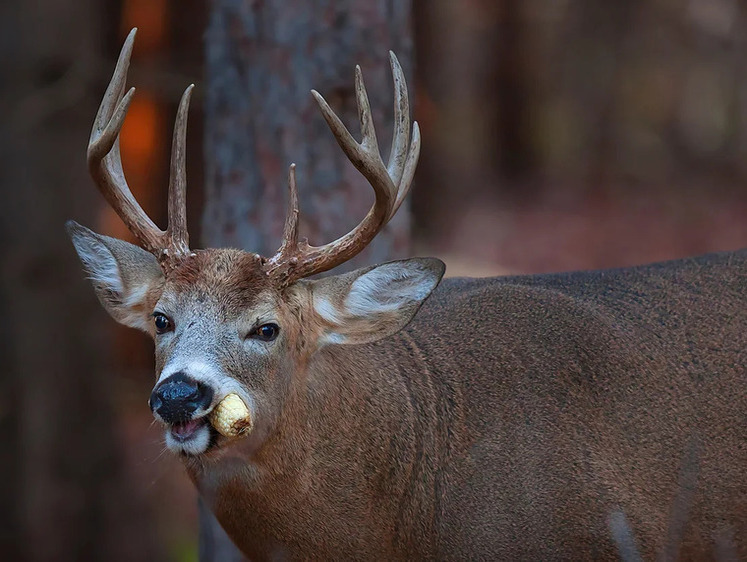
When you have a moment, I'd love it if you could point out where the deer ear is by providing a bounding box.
[309,258,445,346]
[66,221,164,332]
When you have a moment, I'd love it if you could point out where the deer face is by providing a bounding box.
[147,250,283,457]
[68,225,443,456]
[67,29,443,457]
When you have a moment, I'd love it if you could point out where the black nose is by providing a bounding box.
[149,372,214,424]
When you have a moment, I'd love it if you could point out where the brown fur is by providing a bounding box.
[187,250,745,560]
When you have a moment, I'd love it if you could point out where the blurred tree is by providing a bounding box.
[201,0,414,558]
[412,0,536,246]
[494,0,536,185]
[0,0,159,560]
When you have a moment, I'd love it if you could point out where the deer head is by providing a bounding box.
[68,29,444,457]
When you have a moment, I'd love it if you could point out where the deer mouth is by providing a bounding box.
[170,418,207,442]
[165,416,214,456]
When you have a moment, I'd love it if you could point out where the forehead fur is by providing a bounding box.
[164,249,274,311]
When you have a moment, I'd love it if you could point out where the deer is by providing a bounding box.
[68,29,746,560]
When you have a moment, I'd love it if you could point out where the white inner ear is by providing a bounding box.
[75,235,124,295]
[344,262,436,317]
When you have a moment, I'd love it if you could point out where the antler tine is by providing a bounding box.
[267,164,300,270]
[387,53,410,187]
[266,53,420,286]
[390,121,421,220]
[354,66,383,160]
[166,84,195,257]
[87,29,194,267]
[87,28,165,255]
[311,76,395,207]
[386,52,419,221]
[282,164,300,251]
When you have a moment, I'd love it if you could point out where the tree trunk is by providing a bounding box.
[0,1,158,560]
[201,0,414,557]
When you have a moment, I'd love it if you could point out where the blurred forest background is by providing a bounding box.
[2,0,747,560]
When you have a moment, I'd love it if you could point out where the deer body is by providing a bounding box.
[184,250,746,560]
[68,30,746,560]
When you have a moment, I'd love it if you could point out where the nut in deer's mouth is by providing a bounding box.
[163,395,252,456]
[209,393,253,438]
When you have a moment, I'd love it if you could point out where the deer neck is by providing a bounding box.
[184,338,435,556]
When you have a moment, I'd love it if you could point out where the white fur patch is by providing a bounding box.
[345,262,436,317]
[319,332,347,346]
[165,423,211,455]
[158,360,224,387]
[122,284,150,308]
[313,294,344,324]
[117,283,154,332]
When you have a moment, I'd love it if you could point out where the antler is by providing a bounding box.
[87,28,194,268]
[265,52,421,286]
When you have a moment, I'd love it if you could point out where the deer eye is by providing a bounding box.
[153,313,172,334]
[251,323,279,342]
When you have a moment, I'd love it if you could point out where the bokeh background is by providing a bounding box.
[2,0,747,560]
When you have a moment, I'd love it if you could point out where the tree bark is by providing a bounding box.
[203,0,412,261]
[201,0,414,558]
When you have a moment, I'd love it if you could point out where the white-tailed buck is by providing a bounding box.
[68,30,746,560]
